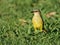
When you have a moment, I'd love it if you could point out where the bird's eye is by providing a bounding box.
[31,11,33,13]
[35,11,39,12]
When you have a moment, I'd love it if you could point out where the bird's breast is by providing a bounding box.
[32,16,43,27]
[32,16,43,23]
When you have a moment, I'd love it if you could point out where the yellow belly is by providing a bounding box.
[32,16,43,30]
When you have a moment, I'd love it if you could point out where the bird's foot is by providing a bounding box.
[42,30,47,33]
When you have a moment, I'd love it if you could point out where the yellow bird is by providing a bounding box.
[32,9,43,32]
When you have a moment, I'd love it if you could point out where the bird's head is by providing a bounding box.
[31,9,41,15]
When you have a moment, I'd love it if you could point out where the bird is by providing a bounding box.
[31,9,43,32]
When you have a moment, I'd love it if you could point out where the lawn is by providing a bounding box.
[0,0,60,45]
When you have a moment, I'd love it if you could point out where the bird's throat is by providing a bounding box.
[34,13,41,17]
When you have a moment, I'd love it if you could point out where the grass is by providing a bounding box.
[0,0,60,45]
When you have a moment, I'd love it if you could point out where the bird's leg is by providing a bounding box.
[34,27,37,32]
[35,28,37,32]
[40,27,47,33]
[40,26,43,32]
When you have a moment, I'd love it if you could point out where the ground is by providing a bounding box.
[0,0,60,45]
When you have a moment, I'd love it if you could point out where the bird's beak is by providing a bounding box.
[31,11,33,13]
